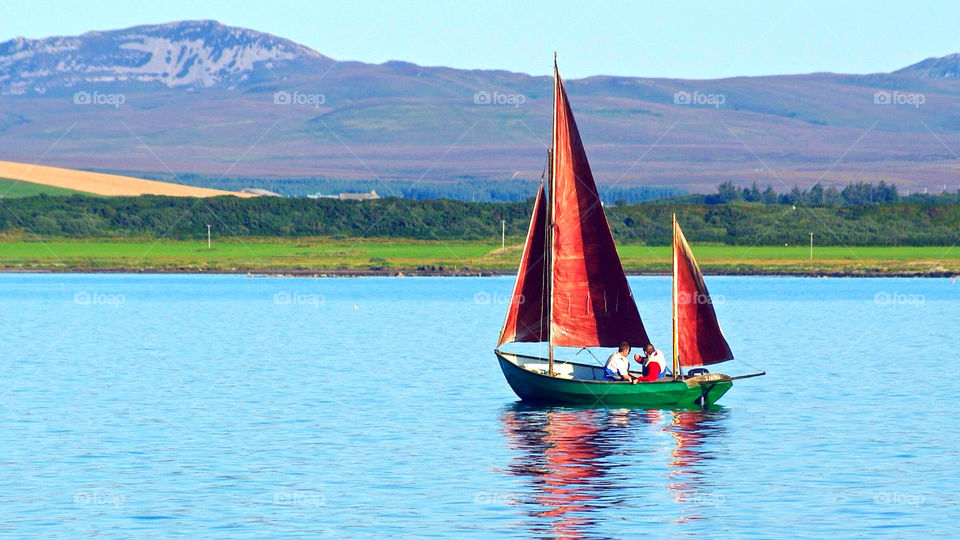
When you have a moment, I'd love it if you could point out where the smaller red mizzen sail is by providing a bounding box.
[498,183,550,346]
[674,219,733,366]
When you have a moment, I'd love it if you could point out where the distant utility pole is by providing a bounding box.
[501,220,506,251]
[207,224,212,249]
[809,233,813,261]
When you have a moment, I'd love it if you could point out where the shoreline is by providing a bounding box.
[1,240,957,278]
[1,267,956,278]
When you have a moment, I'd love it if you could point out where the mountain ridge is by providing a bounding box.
[895,53,960,79]
[5,19,959,96]
[1,20,959,193]
[0,20,332,94]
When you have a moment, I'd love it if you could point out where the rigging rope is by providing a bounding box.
[574,347,604,366]
[733,356,766,374]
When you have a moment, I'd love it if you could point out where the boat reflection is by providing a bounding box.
[499,403,728,537]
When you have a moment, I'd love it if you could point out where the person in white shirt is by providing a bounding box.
[604,341,639,383]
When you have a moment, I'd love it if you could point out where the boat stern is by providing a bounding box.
[683,373,734,407]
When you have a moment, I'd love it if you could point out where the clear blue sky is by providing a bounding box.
[2,0,957,79]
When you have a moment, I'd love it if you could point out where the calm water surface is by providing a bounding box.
[0,274,957,537]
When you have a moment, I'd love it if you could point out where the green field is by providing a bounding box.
[0,177,87,198]
[0,237,956,275]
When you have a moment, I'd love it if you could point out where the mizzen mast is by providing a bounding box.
[672,213,680,380]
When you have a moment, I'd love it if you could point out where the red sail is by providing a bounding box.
[550,69,649,349]
[498,183,550,345]
[674,221,733,366]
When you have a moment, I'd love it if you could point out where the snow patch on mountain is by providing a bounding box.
[0,20,328,94]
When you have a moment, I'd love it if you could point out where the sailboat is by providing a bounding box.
[494,59,764,407]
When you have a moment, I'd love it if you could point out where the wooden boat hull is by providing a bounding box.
[496,351,732,407]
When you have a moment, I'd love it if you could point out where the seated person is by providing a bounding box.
[603,341,638,384]
[635,343,667,382]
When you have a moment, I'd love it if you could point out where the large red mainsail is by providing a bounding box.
[673,219,733,366]
[550,67,649,348]
[498,183,550,346]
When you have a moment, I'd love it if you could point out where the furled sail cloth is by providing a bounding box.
[550,69,649,348]
[498,183,550,345]
[674,220,734,366]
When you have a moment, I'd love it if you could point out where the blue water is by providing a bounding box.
[0,274,957,537]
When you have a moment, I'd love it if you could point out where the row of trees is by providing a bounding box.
[111,169,956,206]
[675,181,959,206]
[1,193,957,246]
[120,171,685,203]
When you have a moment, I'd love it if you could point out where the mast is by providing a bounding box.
[672,213,680,380]
[547,53,558,377]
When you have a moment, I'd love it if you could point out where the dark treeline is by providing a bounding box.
[107,169,957,207]
[1,194,958,246]
[102,171,685,204]
[658,181,960,206]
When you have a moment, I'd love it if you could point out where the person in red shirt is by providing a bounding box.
[634,343,666,382]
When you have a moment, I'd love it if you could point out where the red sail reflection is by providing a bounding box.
[500,407,612,538]
[500,405,726,537]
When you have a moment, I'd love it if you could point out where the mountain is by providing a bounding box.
[1,20,959,194]
[894,54,960,79]
[0,20,332,94]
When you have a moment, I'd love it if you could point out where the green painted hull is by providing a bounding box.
[496,351,732,407]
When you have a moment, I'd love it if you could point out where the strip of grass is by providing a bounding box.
[0,237,957,274]
[0,177,88,198]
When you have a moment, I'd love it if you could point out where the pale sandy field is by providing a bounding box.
[0,160,251,197]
